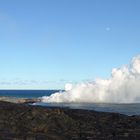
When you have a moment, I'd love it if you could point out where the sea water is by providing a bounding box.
[0,90,140,116]
[35,102,140,116]
[0,90,60,98]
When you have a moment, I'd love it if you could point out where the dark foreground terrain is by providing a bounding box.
[0,101,140,140]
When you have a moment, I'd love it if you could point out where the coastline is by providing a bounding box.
[0,100,140,139]
[0,96,41,104]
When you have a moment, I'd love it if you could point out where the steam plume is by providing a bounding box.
[41,55,140,103]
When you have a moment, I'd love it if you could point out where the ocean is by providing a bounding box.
[0,90,140,116]
[0,90,60,98]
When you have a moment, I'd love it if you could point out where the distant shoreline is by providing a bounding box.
[0,96,40,104]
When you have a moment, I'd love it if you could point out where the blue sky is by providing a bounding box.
[0,0,140,89]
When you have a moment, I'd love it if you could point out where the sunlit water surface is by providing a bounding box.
[34,102,140,116]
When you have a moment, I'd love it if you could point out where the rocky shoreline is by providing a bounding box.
[0,96,41,104]
[0,101,140,139]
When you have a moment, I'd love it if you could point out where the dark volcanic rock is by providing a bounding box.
[0,101,140,139]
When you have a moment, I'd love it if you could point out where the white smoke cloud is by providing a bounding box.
[41,55,140,103]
